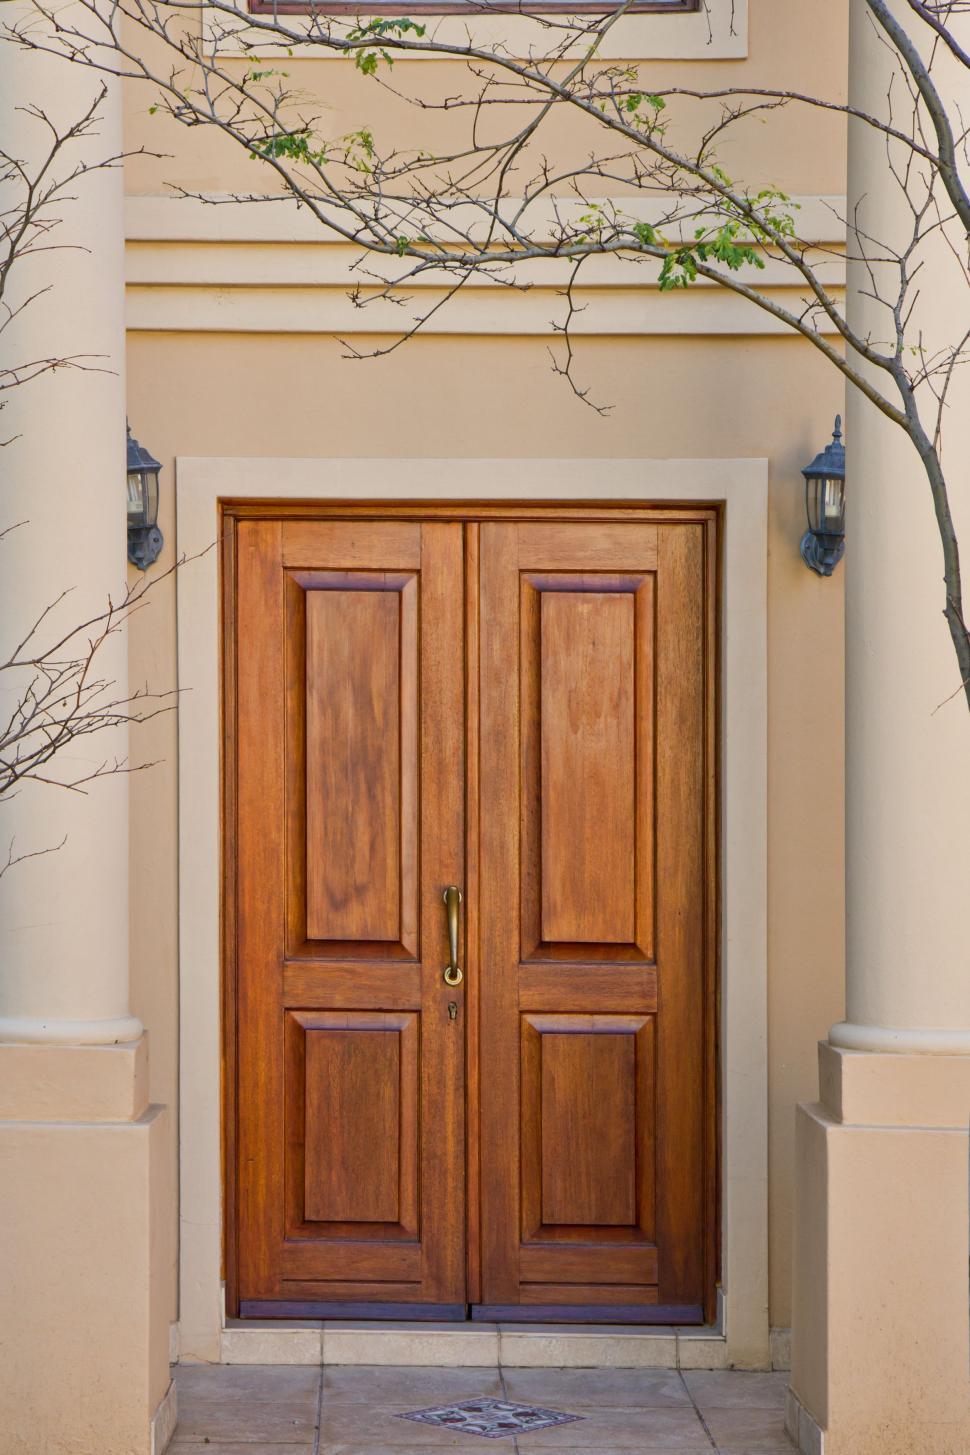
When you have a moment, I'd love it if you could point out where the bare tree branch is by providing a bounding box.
[7,0,970,704]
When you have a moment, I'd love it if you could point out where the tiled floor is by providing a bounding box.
[168,1364,796,1454]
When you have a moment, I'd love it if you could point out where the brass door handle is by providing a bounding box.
[443,885,463,986]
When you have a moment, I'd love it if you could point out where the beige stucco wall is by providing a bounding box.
[123,0,848,1335]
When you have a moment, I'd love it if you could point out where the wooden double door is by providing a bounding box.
[225,505,717,1324]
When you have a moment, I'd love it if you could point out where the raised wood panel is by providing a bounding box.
[540,592,635,945]
[286,566,418,963]
[287,1009,419,1241]
[303,579,418,954]
[519,573,655,963]
[304,1026,400,1223]
[541,1028,636,1226]
[520,1013,655,1242]
[306,589,402,942]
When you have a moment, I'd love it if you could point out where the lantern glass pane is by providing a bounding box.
[127,471,146,525]
[144,470,160,527]
[820,476,843,531]
[806,479,820,533]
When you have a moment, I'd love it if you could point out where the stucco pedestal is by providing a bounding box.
[0,1039,174,1455]
[788,1044,970,1455]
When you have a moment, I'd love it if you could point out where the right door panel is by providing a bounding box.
[476,520,713,1322]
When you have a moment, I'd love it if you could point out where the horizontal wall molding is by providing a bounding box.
[126,283,844,338]
[125,194,846,338]
[127,194,846,245]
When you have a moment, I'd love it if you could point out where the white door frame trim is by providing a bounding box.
[174,457,769,1368]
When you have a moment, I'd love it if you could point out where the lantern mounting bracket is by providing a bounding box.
[800,529,845,577]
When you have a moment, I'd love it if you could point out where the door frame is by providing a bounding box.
[174,456,769,1366]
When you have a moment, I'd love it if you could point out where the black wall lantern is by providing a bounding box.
[800,415,846,577]
[127,425,163,570]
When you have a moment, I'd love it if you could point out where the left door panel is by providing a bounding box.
[231,518,466,1316]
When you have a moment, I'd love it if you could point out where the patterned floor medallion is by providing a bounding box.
[396,1396,585,1439]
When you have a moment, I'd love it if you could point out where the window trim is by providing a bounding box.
[207,0,745,63]
[248,0,698,14]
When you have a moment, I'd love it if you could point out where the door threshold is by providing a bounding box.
[217,1316,728,1369]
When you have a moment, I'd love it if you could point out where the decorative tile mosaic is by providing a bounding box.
[396,1396,585,1439]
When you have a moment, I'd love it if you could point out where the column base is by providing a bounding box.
[829,1021,970,1056]
[0,1039,174,1455]
[0,1012,144,1045]
[790,1042,970,1455]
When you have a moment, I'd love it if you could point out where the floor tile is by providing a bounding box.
[503,1368,690,1409]
[323,1366,504,1404]
[700,1406,794,1451]
[173,1363,320,1444]
[513,1406,713,1450]
[683,1372,789,1412]
[172,1406,319,1444]
[174,1364,320,1400]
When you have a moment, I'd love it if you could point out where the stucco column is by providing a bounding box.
[832,0,970,1057]
[789,6,970,1452]
[0,19,174,1455]
[0,18,140,1045]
